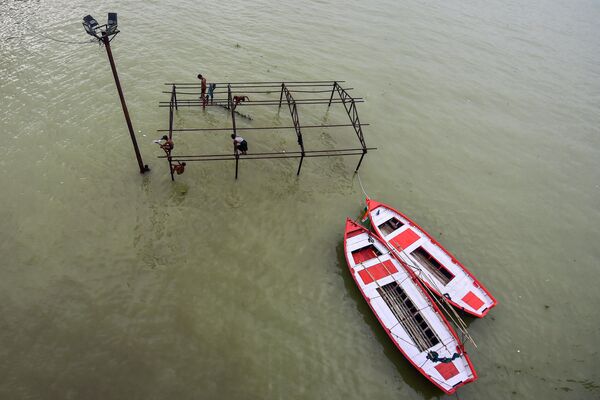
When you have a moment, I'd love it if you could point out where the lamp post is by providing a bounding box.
[83,13,149,174]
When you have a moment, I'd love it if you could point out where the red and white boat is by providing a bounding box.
[366,199,497,318]
[344,219,477,394]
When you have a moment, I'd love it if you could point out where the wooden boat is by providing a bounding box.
[344,219,477,394]
[366,199,497,318]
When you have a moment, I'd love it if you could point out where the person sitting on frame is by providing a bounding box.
[171,161,186,175]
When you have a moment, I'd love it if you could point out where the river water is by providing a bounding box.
[1,0,599,399]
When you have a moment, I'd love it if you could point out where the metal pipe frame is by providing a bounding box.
[160,80,371,180]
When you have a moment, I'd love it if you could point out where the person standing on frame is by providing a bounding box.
[207,83,216,104]
[198,74,207,108]
[231,134,248,155]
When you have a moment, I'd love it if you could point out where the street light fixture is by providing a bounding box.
[82,13,120,40]
[82,15,100,38]
[106,13,118,35]
[82,12,149,174]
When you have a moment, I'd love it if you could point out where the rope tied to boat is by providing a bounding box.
[356,171,370,199]
[426,351,461,364]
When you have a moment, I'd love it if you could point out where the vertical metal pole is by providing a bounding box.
[227,84,232,111]
[229,84,240,180]
[327,81,337,108]
[354,151,366,172]
[278,82,284,108]
[235,153,239,180]
[168,156,175,181]
[173,85,178,110]
[169,99,173,140]
[296,154,304,176]
[230,89,237,135]
[101,34,148,173]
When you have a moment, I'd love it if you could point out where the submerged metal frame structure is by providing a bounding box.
[158,80,374,180]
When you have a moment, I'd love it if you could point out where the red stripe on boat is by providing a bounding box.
[434,362,460,380]
[346,229,363,239]
[358,260,398,284]
[462,291,484,310]
[390,229,420,250]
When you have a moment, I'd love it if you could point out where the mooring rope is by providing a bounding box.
[356,171,370,199]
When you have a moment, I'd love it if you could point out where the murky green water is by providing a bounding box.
[1,1,599,399]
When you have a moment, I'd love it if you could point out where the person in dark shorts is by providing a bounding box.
[171,161,186,175]
[231,134,248,155]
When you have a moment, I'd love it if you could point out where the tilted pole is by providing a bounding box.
[355,151,366,172]
[172,85,178,110]
[281,84,306,175]
[327,81,338,107]
[101,33,149,174]
[168,154,175,181]
[278,82,285,108]
[229,84,240,179]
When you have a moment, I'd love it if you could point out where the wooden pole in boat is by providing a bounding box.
[101,32,149,174]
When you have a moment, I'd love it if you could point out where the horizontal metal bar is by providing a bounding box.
[157,123,370,133]
[164,80,344,86]
[168,152,368,162]
[158,100,364,107]
[161,83,340,89]
[161,97,363,104]
[162,88,354,95]
[159,147,375,159]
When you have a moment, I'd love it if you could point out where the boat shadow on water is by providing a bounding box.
[335,241,475,398]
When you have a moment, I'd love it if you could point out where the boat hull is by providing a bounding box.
[367,199,497,318]
[343,219,477,394]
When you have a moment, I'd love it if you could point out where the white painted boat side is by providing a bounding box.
[368,201,497,317]
[344,221,477,393]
